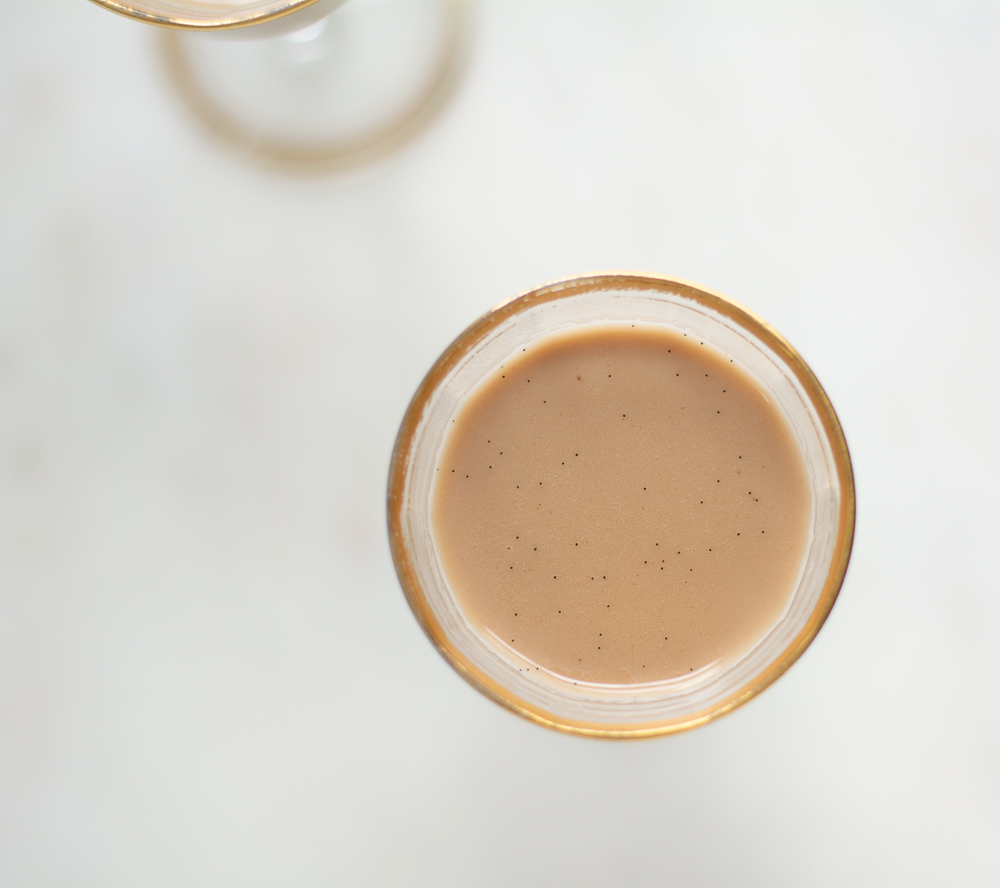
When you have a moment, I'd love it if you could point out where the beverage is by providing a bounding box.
[431,323,811,685]
[89,0,344,31]
[389,274,854,737]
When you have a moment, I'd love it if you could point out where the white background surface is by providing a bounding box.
[2,1,999,885]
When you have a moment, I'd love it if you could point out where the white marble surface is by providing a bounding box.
[2,1,999,885]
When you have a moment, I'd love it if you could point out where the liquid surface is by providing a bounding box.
[431,324,811,684]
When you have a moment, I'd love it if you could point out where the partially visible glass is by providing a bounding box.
[388,274,856,739]
[89,0,346,32]
[90,0,471,168]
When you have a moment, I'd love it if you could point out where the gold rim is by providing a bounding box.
[159,0,472,170]
[88,0,325,30]
[388,273,856,739]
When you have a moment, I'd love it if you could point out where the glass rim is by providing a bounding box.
[87,0,325,30]
[387,272,856,739]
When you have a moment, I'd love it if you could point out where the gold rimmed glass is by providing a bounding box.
[89,0,337,31]
[89,0,471,169]
[388,273,855,739]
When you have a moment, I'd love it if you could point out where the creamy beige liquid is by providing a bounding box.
[431,324,811,684]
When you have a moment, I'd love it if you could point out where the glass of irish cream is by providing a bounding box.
[388,274,855,738]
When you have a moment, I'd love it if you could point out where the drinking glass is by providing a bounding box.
[388,274,856,738]
[90,0,471,168]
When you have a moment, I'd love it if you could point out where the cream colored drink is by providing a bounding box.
[431,323,812,685]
